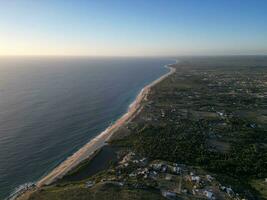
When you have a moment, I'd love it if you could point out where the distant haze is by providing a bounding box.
[0,0,267,56]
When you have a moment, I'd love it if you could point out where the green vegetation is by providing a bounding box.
[23,59,267,200]
[112,61,267,199]
[27,183,165,200]
[250,179,267,199]
[119,123,267,178]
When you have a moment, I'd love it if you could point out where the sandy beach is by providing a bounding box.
[36,63,176,187]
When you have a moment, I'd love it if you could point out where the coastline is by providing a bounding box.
[37,63,176,187]
[13,62,176,200]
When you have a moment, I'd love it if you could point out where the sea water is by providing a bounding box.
[0,57,170,199]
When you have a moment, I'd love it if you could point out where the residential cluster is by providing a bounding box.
[85,151,246,200]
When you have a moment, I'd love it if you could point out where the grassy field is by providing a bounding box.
[250,179,267,200]
[26,182,165,200]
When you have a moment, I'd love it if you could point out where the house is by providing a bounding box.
[140,158,148,165]
[192,189,199,195]
[85,181,95,188]
[150,163,162,171]
[129,172,137,177]
[161,190,177,199]
[217,112,224,117]
[221,187,234,196]
[137,168,149,176]
[204,190,215,200]
[106,181,124,187]
[171,166,181,174]
[206,175,214,182]
[226,187,233,195]
[162,165,168,173]
[161,109,165,117]
[133,159,139,164]
[149,171,158,180]
[181,189,188,194]
[191,175,201,183]
[250,123,257,128]
[120,152,135,164]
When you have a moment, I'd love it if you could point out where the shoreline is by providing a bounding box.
[13,62,176,200]
[37,63,176,187]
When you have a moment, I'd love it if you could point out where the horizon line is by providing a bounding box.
[1,54,267,58]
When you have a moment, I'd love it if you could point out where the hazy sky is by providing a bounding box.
[0,0,267,56]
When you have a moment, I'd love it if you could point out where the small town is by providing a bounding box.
[84,151,244,200]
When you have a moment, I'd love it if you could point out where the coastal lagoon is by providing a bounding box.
[0,57,170,199]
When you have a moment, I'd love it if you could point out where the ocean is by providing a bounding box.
[0,57,171,199]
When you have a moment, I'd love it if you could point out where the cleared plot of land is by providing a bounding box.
[26,183,165,200]
[250,179,267,200]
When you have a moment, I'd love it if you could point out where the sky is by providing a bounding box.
[0,0,267,56]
